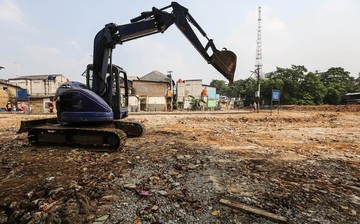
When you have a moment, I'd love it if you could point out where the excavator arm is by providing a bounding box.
[92,2,237,98]
[18,2,236,152]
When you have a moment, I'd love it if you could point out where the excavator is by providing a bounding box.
[18,2,237,151]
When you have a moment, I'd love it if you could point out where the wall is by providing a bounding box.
[147,97,166,111]
[177,80,203,101]
[208,100,217,108]
[128,95,140,112]
[206,87,217,99]
[9,75,68,96]
[132,80,168,97]
[132,80,168,111]
[7,75,68,113]
[184,80,203,98]
[177,82,185,102]
[0,83,17,109]
[25,97,55,114]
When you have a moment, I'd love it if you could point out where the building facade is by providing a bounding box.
[176,79,219,110]
[8,74,68,97]
[0,81,20,111]
[132,80,169,111]
[8,74,69,113]
[128,70,172,112]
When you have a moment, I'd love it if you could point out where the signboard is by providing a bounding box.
[272,90,280,101]
[16,88,28,100]
[270,90,280,115]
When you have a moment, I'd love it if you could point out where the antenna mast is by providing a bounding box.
[255,6,262,113]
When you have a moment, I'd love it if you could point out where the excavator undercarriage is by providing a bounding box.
[18,118,144,151]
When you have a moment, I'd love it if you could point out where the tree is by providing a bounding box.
[349,73,360,92]
[299,72,326,105]
[320,67,352,104]
[237,78,257,106]
[225,80,242,98]
[210,80,228,96]
[267,65,307,104]
[260,78,284,105]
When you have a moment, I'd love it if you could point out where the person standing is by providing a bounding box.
[21,102,27,113]
[5,102,12,112]
[48,102,54,113]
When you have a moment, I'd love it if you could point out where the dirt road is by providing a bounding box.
[0,106,359,223]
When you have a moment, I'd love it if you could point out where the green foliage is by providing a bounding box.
[300,72,326,104]
[210,80,228,96]
[320,67,353,104]
[210,65,358,106]
[260,78,283,105]
[189,95,206,111]
[226,79,257,106]
[267,65,307,104]
[352,75,360,92]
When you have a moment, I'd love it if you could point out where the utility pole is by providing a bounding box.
[255,6,262,113]
[167,70,173,111]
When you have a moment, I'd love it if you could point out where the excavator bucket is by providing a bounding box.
[210,49,237,84]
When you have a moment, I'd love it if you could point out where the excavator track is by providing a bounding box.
[114,121,145,138]
[28,125,127,152]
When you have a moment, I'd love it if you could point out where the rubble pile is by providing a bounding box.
[0,108,359,223]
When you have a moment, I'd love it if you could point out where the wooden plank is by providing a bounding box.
[220,198,287,223]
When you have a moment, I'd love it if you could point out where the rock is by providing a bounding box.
[26,190,34,199]
[8,201,19,210]
[100,195,118,202]
[138,190,150,197]
[211,210,220,216]
[158,190,168,196]
[151,205,159,211]
[93,214,109,223]
[48,187,64,197]
[171,182,180,187]
[0,210,8,224]
[124,183,137,190]
[69,181,83,191]
[46,176,55,181]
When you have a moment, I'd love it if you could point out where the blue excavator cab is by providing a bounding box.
[56,64,129,124]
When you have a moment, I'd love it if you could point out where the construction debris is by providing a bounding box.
[0,106,359,223]
[220,199,287,223]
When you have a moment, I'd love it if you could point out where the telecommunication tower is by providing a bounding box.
[255,6,262,112]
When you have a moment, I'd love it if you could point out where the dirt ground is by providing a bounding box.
[0,105,359,224]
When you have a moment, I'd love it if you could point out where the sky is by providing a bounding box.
[0,0,359,85]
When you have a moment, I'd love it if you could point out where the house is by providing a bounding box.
[8,74,68,97]
[202,85,219,109]
[8,74,69,113]
[345,92,360,104]
[131,70,172,111]
[0,81,27,111]
[176,79,219,110]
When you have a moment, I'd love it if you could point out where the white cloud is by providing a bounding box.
[0,0,25,26]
